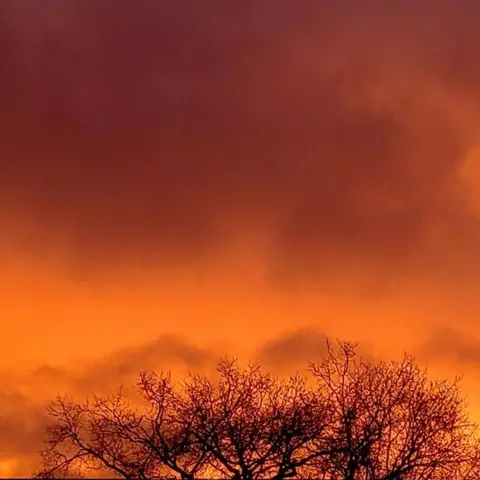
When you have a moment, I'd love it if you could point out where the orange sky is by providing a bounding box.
[2,0,480,476]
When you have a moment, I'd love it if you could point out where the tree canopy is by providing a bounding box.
[37,341,480,479]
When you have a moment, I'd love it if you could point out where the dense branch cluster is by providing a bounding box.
[37,342,480,479]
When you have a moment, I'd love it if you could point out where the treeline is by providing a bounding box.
[37,342,480,479]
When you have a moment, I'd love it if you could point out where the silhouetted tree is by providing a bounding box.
[36,342,480,479]
[37,373,209,479]
[176,359,338,479]
[308,341,480,480]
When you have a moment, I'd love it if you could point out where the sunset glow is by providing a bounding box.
[2,1,480,476]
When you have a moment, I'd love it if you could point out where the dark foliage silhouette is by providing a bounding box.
[36,341,480,479]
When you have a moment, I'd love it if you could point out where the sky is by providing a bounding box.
[2,0,480,475]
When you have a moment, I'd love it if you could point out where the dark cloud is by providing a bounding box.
[1,0,480,291]
[258,328,329,369]
[73,334,214,392]
[0,389,51,476]
[257,328,377,371]
[29,334,215,394]
[418,327,480,367]
[0,392,47,455]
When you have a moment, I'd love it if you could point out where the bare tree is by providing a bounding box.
[36,343,480,480]
[36,359,337,479]
[177,358,337,479]
[309,341,480,480]
[36,373,209,479]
